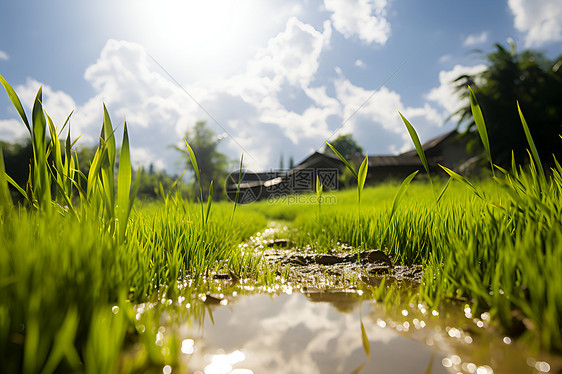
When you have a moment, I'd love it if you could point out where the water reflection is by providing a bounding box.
[177,293,449,374]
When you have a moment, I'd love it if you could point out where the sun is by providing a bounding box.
[132,0,272,78]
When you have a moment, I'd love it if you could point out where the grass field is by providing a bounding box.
[1,75,561,372]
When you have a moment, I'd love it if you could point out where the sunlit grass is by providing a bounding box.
[0,75,269,373]
[1,72,562,373]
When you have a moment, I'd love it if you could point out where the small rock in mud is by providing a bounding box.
[345,250,393,265]
[312,254,343,265]
[266,239,291,248]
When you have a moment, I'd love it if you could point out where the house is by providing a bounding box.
[225,130,472,202]
[367,130,471,182]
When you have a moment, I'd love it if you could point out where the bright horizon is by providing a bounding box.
[1,0,561,175]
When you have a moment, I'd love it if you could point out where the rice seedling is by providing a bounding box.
[0,75,270,373]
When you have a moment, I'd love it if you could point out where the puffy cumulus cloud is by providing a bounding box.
[0,50,9,61]
[462,31,489,46]
[425,64,487,122]
[209,17,337,169]
[333,76,445,154]
[242,17,332,91]
[1,15,337,174]
[508,0,562,47]
[324,0,391,45]
[75,39,208,172]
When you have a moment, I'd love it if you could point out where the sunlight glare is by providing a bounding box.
[133,0,272,74]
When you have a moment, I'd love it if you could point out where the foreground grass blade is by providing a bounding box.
[185,139,205,224]
[0,73,31,133]
[326,142,358,179]
[469,86,493,173]
[360,315,370,359]
[0,146,12,210]
[231,154,244,224]
[100,105,117,221]
[389,170,418,222]
[117,121,132,243]
[517,101,545,182]
[440,164,485,200]
[205,180,213,225]
[184,140,201,185]
[436,177,452,205]
[399,111,430,178]
[357,154,369,203]
[32,86,51,208]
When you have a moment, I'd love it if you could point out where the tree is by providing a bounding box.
[176,121,229,199]
[453,41,562,167]
[324,134,364,160]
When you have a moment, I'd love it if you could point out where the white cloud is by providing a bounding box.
[0,119,27,142]
[333,74,445,154]
[0,15,337,174]
[355,59,366,68]
[462,31,489,46]
[0,50,8,61]
[243,17,332,90]
[425,64,487,122]
[508,0,562,47]
[324,0,391,45]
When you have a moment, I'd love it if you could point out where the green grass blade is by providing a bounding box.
[357,154,369,203]
[326,142,358,179]
[0,72,31,133]
[205,180,213,225]
[101,104,116,169]
[316,174,323,198]
[184,139,205,222]
[517,101,545,182]
[0,146,12,210]
[100,106,116,215]
[469,86,493,172]
[399,111,430,178]
[86,144,106,200]
[436,177,452,205]
[389,170,418,222]
[360,318,370,359]
[41,307,81,374]
[184,140,201,183]
[32,85,51,207]
[64,125,73,197]
[5,173,27,199]
[440,164,485,200]
[117,121,132,242]
[46,112,64,197]
[230,154,244,224]
[57,109,74,137]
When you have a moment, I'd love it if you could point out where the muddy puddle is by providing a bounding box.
[128,224,561,373]
[133,286,560,374]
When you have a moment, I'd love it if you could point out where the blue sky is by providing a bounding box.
[1,0,561,174]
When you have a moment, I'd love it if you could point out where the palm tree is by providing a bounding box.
[453,41,562,167]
